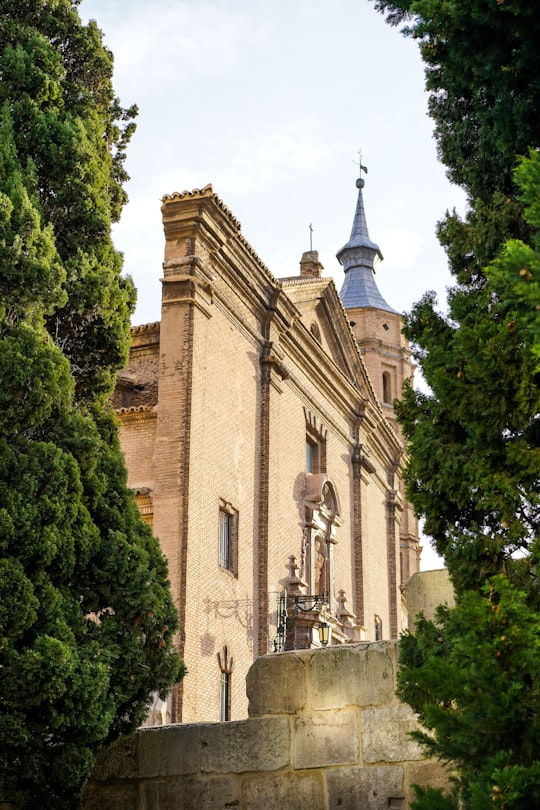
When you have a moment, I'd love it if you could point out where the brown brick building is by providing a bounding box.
[112,177,420,724]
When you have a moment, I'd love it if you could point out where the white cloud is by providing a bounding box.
[82,1,267,94]
[215,125,327,195]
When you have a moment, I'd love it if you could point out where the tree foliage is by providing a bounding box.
[373,0,540,200]
[396,158,540,591]
[374,0,540,294]
[393,157,540,808]
[373,1,540,807]
[373,0,540,603]
[0,0,137,402]
[486,152,540,371]
[0,3,183,808]
[400,578,540,810]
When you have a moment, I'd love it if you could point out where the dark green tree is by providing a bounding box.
[372,0,540,591]
[486,153,540,371]
[373,0,540,199]
[394,156,540,810]
[396,179,540,592]
[399,578,540,810]
[0,4,183,808]
[373,1,540,807]
[0,0,137,402]
[374,0,540,295]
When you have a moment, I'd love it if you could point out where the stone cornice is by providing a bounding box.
[161,185,276,286]
[115,405,157,425]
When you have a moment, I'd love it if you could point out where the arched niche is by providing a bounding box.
[303,473,342,612]
[382,370,392,404]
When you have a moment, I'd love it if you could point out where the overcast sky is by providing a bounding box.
[80,0,457,568]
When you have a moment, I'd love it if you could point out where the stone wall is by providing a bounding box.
[405,569,455,631]
[83,641,449,809]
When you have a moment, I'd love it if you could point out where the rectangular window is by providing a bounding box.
[306,437,319,473]
[218,510,231,569]
[218,503,238,575]
[220,671,231,721]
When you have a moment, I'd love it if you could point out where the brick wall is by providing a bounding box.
[112,186,421,725]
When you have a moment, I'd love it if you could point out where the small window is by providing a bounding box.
[218,504,238,575]
[382,371,392,404]
[219,510,231,568]
[220,671,231,721]
[217,645,233,722]
[304,410,327,473]
[306,437,319,473]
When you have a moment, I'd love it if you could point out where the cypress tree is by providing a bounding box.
[0,3,183,807]
[373,1,540,806]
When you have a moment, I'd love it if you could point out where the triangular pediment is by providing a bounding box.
[279,275,380,409]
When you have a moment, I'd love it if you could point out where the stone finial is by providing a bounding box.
[284,555,308,595]
[336,589,356,628]
[300,251,324,278]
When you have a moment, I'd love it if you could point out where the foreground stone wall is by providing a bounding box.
[84,642,449,810]
[405,569,455,631]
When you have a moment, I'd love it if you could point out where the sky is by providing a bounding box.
[80,0,464,569]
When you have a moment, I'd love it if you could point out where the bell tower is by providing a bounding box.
[337,173,420,583]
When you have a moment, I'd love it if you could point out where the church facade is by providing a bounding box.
[112,178,420,724]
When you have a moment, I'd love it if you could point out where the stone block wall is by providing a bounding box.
[405,570,455,632]
[84,641,449,809]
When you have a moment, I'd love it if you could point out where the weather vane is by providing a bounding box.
[353,150,368,179]
[309,222,313,252]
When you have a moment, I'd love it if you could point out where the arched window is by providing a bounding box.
[217,646,234,721]
[382,371,392,404]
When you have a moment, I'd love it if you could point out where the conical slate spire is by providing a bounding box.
[337,177,396,313]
